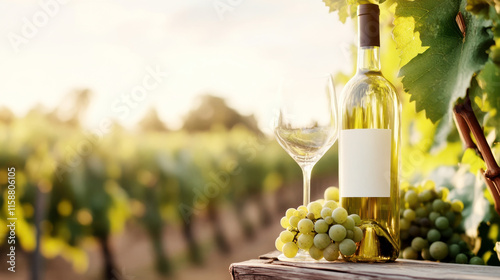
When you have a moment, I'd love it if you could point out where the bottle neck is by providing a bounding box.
[357,46,381,73]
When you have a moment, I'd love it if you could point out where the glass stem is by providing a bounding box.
[301,164,314,206]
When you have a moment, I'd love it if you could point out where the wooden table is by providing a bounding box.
[230,251,500,280]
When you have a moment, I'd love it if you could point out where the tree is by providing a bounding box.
[183,94,262,135]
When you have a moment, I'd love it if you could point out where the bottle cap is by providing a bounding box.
[358,3,379,16]
[358,4,380,47]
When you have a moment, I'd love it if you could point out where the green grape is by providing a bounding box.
[421,248,431,260]
[424,202,433,213]
[420,227,430,237]
[296,209,307,219]
[402,247,418,259]
[283,242,299,258]
[339,239,356,256]
[419,189,434,202]
[403,209,416,222]
[297,233,314,250]
[445,211,456,225]
[323,243,340,261]
[423,180,436,190]
[415,207,428,218]
[332,207,348,224]
[286,208,295,219]
[289,216,300,228]
[298,219,314,233]
[308,201,323,218]
[280,230,294,243]
[411,237,429,252]
[455,253,468,264]
[447,233,461,245]
[458,240,468,251]
[429,211,440,223]
[427,229,441,243]
[329,224,347,242]
[405,190,419,208]
[435,216,450,230]
[451,199,464,213]
[298,205,308,213]
[321,207,333,219]
[324,186,339,201]
[469,256,485,265]
[429,241,448,260]
[342,217,355,231]
[353,227,363,242]
[308,244,323,260]
[346,229,354,240]
[432,199,446,213]
[436,187,449,200]
[275,237,284,252]
[313,233,331,250]
[314,219,329,234]
[306,213,315,220]
[324,216,334,225]
[280,216,290,228]
[349,214,361,226]
[323,200,338,210]
[448,244,460,259]
[400,218,410,231]
[443,201,451,211]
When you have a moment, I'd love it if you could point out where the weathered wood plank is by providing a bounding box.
[230,251,500,280]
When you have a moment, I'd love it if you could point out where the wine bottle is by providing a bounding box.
[339,4,401,262]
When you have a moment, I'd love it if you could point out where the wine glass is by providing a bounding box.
[274,73,339,207]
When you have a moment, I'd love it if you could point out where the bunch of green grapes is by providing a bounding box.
[400,181,484,265]
[275,187,363,261]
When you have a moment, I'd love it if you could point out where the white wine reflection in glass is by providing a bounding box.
[274,74,339,261]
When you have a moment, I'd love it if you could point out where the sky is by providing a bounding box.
[0,0,355,133]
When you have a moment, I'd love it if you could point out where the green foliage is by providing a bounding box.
[323,0,356,23]
[396,0,494,123]
[183,95,261,135]
[322,0,386,23]
[0,103,339,273]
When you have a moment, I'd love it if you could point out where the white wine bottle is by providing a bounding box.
[339,4,401,262]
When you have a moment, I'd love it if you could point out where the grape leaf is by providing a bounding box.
[393,16,428,66]
[323,0,356,23]
[395,0,494,123]
[323,0,386,23]
[477,48,500,114]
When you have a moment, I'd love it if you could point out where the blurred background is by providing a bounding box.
[0,1,349,279]
[0,0,499,280]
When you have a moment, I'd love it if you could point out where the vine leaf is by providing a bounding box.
[323,0,356,23]
[393,16,428,67]
[323,0,386,23]
[395,0,494,123]
[474,59,500,130]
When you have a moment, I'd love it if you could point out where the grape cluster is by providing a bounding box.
[400,181,484,265]
[275,187,363,261]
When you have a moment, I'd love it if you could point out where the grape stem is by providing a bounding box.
[453,93,500,215]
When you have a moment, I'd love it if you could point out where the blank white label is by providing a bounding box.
[340,129,391,197]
